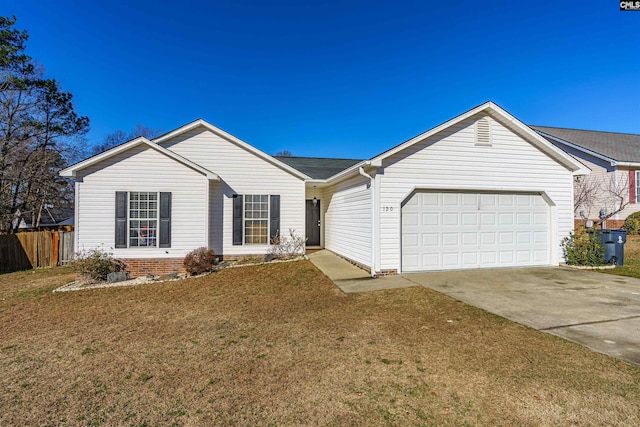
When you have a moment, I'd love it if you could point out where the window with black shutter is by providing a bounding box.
[115,191,171,248]
[232,194,280,245]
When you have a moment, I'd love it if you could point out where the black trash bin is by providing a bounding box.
[595,230,617,265]
[610,229,627,266]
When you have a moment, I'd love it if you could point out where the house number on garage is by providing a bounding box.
[381,206,394,212]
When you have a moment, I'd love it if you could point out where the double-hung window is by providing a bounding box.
[232,194,280,245]
[636,171,640,203]
[115,191,171,249]
[244,194,269,244]
[129,192,158,247]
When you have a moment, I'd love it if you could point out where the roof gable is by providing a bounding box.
[60,137,219,180]
[153,119,310,180]
[368,102,587,175]
[531,126,640,165]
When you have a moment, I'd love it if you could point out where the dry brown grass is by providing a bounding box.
[1,261,639,426]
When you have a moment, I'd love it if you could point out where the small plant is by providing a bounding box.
[269,229,306,259]
[183,247,217,275]
[73,249,124,282]
[561,231,605,266]
[623,211,640,235]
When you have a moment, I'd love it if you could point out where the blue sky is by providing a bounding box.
[6,1,640,159]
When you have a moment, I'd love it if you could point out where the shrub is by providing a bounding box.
[73,249,124,282]
[269,229,306,259]
[623,211,640,235]
[184,247,217,275]
[561,231,605,266]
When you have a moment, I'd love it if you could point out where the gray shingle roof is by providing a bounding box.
[275,156,363,179]
[531,125,640,163]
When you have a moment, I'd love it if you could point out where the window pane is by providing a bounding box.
[129,192,158,247]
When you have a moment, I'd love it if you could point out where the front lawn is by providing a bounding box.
[1,262,639,426]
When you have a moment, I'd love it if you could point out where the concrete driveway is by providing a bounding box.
[403,267,640,366]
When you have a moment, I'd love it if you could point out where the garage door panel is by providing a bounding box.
[442,232,458,246]
[480,232,496,244]
[462,252,478,266]
[517,213,532,225]
[481,213,497,225]
[422,233,438,246]
[462,232,478,246]
[422,253,440,267]
[443,193,458,205]
[442,253,459,267]
[404,233,419,247]
[402,191,550,272]
[462,194,477,205]
[423,213,439,225]
[442,213,458,225]
[404,212,419,226]
[461,213,477,226]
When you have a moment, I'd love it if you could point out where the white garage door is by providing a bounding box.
[402,191,550,272]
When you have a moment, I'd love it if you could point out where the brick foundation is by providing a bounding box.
[574,219,625,230]
[120,258,186,277]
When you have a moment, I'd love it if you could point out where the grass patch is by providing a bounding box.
[0,261,639,425]
[599,235,640,278]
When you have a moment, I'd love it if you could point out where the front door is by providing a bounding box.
[305,200,321,246]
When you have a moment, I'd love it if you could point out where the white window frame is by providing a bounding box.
[636,171,640,203]
[243,194,269,245]
[128,191,159,248]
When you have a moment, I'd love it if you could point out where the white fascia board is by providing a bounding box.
[153,119,311,181]
[610,162,640,168]
[59,137,219,180]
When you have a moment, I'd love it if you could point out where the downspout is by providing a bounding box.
[358,166,377,278]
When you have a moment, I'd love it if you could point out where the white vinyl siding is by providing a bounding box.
[75,144,208,258]
[378,113,574,272]
[158,127,305,255]
[323,175,371,267]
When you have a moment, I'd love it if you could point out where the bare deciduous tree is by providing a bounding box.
[0,16,89,231]
[574,173,630,226]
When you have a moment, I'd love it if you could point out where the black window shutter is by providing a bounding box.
[159,192,171,248]
[115,192,127,248]
[270,195,280,242]
[233,195,243,245]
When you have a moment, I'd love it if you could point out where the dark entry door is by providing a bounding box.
[305,200,321,246]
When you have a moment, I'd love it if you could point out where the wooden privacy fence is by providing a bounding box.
[0,230,74,273]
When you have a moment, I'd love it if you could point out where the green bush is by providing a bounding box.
[73,249,124,281]
[561,231,605,266]
[623,211,640,235]
[183,247,217,276]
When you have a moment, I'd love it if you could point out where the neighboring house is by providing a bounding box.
[532,126,640,227]
[61,102,587,276]
[12,207,73,229]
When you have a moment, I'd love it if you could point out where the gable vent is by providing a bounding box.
[475,117,492,146]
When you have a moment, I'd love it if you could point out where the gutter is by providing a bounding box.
[358,166,377,278]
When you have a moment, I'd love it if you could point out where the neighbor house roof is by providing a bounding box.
[531,126,640,164]
[274,156,363,179]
